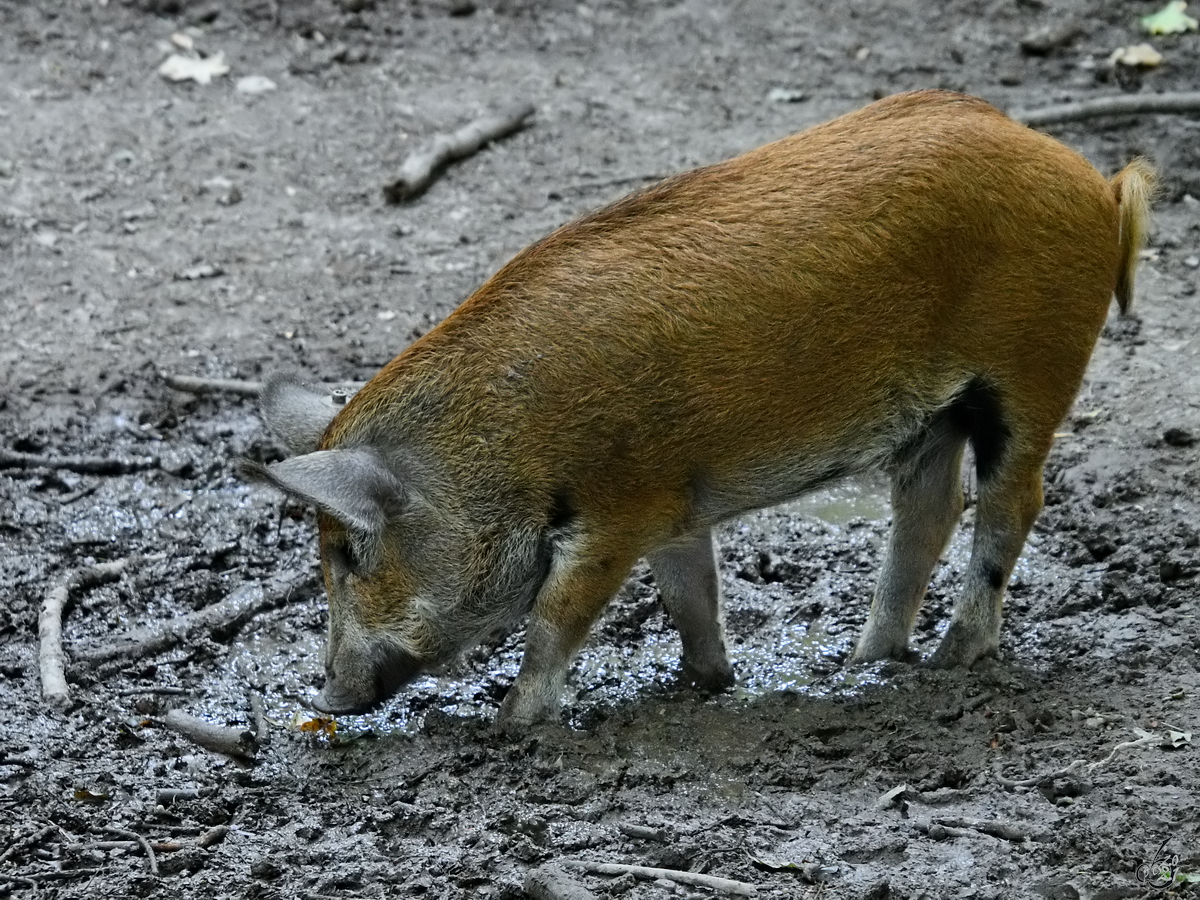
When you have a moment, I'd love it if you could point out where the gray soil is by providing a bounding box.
[2,1,1199,898]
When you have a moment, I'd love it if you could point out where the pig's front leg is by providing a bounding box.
[498,540,637,729]
[647,529,735,693]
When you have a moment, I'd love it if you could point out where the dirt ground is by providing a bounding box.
[2,0,1199,897]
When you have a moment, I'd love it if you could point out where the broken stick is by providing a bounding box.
[1012,91,1200,127]
[162,374,264,396]
[101,827,159,876]
[164,709,257,762]
[40,558,133,708]
[383,101,537,203]
[0,448,156,476]
[561,859,759,897]
[72,571,314,667]
[162,372,365,400]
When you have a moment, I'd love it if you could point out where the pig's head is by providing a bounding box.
[243,376,531,715]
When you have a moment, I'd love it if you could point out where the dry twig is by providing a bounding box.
[561,859,759,897]
[1,448,156,475]
[1088,730,1161,771]
[249,693,272,747]
[102,826,159,876]
[156,788,208,805]
[40,558,133,708]
[617,822,670,842]
[162,372,364,400]
[0,825,58,866]
[1012,91,1200,127]
[932,816,1027,843]
[525,865,600,900]
[162,373,264,396]
[164,709,258,762]
[383,102,537,203]
[72,571,313,667]
[198,825,230,849]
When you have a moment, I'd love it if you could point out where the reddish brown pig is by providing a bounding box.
[245,90,1155,728]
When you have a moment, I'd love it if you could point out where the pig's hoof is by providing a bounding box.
[849,636,917,665]
[679,659,736,695]
[496,684,559,733]
[926,626,997,669]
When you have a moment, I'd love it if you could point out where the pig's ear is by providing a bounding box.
[261,375,340,455]
[241,448,403,535]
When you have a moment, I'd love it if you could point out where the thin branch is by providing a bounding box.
[115,686,189,697]
[561,859,759,897]
[40,558,133,708]
[994,758,1088,788]
[249,693,272,747]
[932,816,1027,843]
[383,102,537,203]
[65,840,184,853]
[162,374,263,396]
[1088,731,1161,771]
[0,825,57,866]
[197,825,230,849]
[1012,91,1200,127]
[101,827,159,876]
[162,372,365,399]
[0,448,156,475]
[156,788,208,805]
[163,710,257,762]
[72,571,314,667]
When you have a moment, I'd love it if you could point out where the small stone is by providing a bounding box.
[1020,23,1081,55]
[1183,256,1200,269]
[250,856,284,880]
[0,159,13,178]
[176,263,224,280]
[767,87,808,103]
[524,865,599,900]
[236,74,277,95]
[1163,427,1196,447]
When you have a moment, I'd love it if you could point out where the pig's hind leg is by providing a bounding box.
[852,418,968,663]
[928,442,1045,668]
[647,529,736,693]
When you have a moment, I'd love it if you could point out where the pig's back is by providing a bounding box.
[333,91,1120,516]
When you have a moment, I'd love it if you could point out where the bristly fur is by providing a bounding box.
[246,90,1157,726]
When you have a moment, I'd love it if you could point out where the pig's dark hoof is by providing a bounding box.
[850,645,920,666]
[495,683,560,733]
[926,627,998,669]
[678,660,736,695]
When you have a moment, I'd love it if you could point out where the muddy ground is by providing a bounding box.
[2,0,1199,897]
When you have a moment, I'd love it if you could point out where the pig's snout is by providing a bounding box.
[313,640,423,715]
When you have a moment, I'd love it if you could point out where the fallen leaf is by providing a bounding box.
[292,712,338,739]
[750,851,807,871]
[1108,43,1164,67]
[875,783,911,809]
[73,787,110,802]
[158,52,230,86]
[1141,1,1198,34]
[1165,729,1192,748]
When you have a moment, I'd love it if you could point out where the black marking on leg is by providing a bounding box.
[983,563,1006,591]
[946,377,1010,482]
